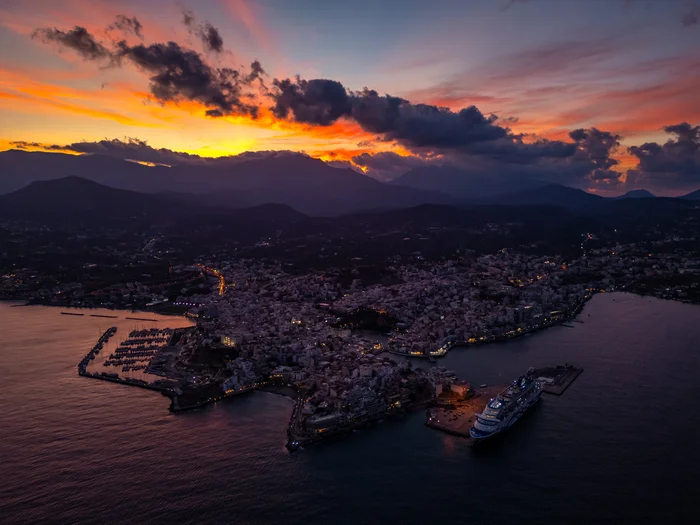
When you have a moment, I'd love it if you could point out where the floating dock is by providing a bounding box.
[527,365,583,395]
[90,314,119,319]
[61,312,84,316]
[125,317,158,322]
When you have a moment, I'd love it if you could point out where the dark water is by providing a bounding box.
[1,294,699,525]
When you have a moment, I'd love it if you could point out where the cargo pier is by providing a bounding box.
[527,364,583,395]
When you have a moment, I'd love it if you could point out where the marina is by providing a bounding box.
[102,328,175,373]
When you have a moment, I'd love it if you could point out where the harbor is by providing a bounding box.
[425,364,583,440]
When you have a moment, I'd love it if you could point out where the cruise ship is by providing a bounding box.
[470,375,542,441]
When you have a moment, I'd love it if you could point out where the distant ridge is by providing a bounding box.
[615,189,656,199]
[391,165,546,199]
[679,189,700,200]
[483,184,604,211]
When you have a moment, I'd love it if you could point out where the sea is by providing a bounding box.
[1,293,699,525]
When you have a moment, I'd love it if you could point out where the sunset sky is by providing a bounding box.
[1,0,699,194]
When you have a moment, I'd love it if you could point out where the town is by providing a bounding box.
[3,202,700,447]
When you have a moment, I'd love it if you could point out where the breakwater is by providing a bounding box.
[77,326,117,374]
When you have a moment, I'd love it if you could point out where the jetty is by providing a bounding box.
[527,364,583,395]
[425,385,503,438]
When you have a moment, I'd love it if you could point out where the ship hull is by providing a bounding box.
[469,390,541,441]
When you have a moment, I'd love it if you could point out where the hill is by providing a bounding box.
[483,184,605,211]
[679,189,700,200]
[0,176,173,220]
[614,189,656,199]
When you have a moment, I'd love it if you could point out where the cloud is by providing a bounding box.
[271,78,352,126]
[108,15,143,40]
[114,40,262,117]
[182,9,224,53]
[33,23,263,118]
[627,122,700,189]
[11,138,199,165]
[269,80,512,152]
[569,127,621,183]
[9,138,308,167]
[31,26,112,60]
[29,15,628,189]
[351,151,440,180]
[10,141,65,151]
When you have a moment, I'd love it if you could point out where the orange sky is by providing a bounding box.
[0,0,699,193]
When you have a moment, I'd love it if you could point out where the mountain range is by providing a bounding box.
[1,150,698,216]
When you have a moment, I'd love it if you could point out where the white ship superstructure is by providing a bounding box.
[470,375,542,440]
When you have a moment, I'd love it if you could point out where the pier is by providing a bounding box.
[425,386,503,438]
[527,364,583,395]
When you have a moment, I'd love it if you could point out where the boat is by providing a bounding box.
[470,375,542,441]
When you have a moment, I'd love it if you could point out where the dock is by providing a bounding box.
[425,386,504,438]
[527,364,583,395]
[61,312,84,316]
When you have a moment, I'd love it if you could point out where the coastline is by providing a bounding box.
[0,298,191,318]
[388,290,596,360]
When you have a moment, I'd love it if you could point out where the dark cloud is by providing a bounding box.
[26,138,201,165]
[569,127,622,183]
[247,60,267,87]
[31,26,112,60]
[108,15,143,39]
[11,138,308,167]
[354,91,509,149]
[113,40,262,117]
[627,122,700,189]
[465,137,576,163]
[182,9,224,53]
[351,151,439,180]
[325,159,363,172]
[271,78,351,126]
[33,22,263,117]
[10,141,65,151]
[269,80,510,151]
